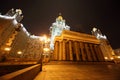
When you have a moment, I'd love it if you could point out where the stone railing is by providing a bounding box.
[0,64,41,80]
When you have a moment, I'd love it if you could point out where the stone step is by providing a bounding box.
[44,61,114,65]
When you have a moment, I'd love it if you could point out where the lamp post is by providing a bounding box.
[43,47,50,62]
[39,35,50,69]
[38,35,47,71]
[17,51,22,59]
[2,47,11,61]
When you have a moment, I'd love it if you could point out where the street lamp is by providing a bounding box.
[39,35,50,62]
[38,35,47,71]
[40,35,47,42]
[1,47,11,61]
[17,51,22,55]
[4,47,11,52]
[17,51,22,58]
[43,48,50,52]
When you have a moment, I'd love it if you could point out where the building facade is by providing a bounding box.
[92,28,115,61]
[53,30,105,61]
[51,16,115,62]
[0,9,42,61]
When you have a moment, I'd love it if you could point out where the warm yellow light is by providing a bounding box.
[43,48,50,52]
[4,47,11,51]
[17,51,22,54]
[104,57,108,60]
[43,35,47,40]
[117,56,120,58]
[110,57,114,60]
[58,16,63,20]
[40,35,47,42]
[93,27,97,32]
[47,38,50,42]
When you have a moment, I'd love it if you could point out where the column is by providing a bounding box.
[74,41,80,61]
[93,45,99,61]
[66,42,70,60]
[59,41,63,60]
[97,45,105,61]
[84,43,92,61]
[89,44,97,61]
[72,41,76,61]
[62,40,66,60]
[69,40,73,61]
[80,42,86,61]
[78,42,82,61]
[54,41,59,60]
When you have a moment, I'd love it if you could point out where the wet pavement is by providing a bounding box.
[34,61,120,80]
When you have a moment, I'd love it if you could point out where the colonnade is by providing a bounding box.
[53,39,105,62]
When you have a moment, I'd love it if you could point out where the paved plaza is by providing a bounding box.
[34,61,120,80]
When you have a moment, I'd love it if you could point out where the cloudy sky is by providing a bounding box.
[0,0,120,49]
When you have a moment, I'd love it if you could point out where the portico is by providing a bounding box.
[53,30,105,62]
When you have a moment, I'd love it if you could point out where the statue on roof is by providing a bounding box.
[5,8,15,16]
[92,27,107,39]
[5,8,23,22]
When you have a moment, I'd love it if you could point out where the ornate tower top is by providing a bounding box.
[50,13,70,50]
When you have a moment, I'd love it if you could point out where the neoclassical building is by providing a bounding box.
[51,15,115,62]
[53,30,105,62]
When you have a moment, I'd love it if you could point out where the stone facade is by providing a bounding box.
[53,29,115,62]
[0,9,42,61]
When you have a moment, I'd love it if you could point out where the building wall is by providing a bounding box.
[23,36,42,59]
[0,18,16,50]
[53,30,105,62]
[92,27,115,61]
[0,17,19,60]
[9,25,29,58]
[99,39,115,60]
[0,14,42,61]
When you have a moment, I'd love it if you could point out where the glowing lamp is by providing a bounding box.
[104,57,108,60]
[117,56,120,58]
[17,51,22,54]
[110,57,114,60]
[43,48,50,52]
[4,47,11,51]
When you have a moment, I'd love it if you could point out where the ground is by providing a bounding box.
[34,61,120,80]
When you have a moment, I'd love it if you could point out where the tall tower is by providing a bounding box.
[50,14,70,50]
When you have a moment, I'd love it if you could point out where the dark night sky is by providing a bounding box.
[0,0,120,49]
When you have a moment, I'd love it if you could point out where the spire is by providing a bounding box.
[59,13,61,16]
[57,13,63,20]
